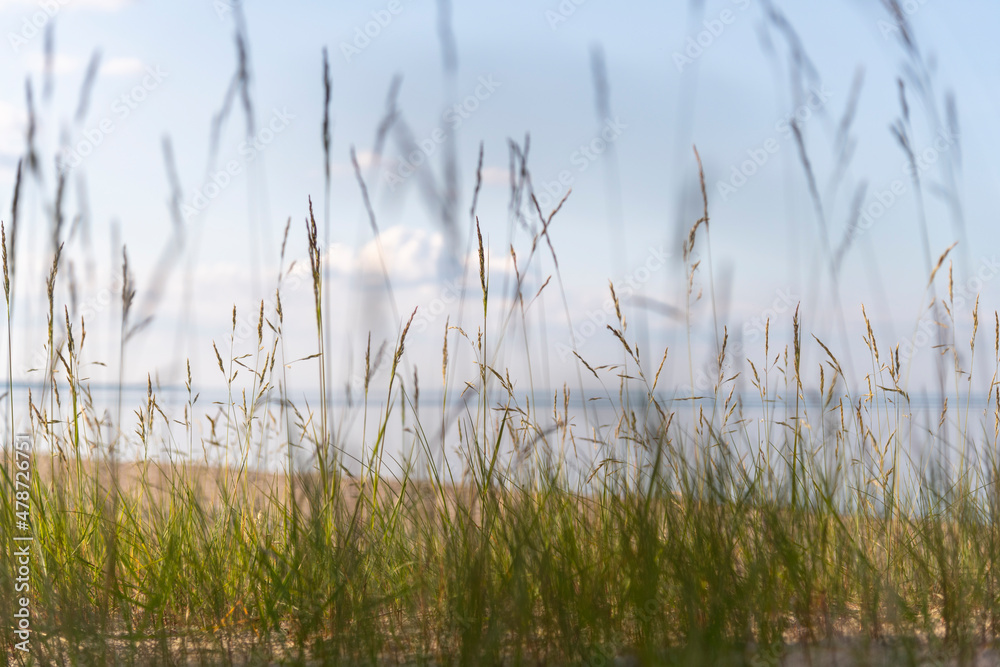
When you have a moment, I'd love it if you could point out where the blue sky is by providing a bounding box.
[1,0,998,398]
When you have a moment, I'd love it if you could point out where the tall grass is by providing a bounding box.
[0,146,997,663]
[0,4,997,665]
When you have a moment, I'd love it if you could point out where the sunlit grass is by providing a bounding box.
[0,1,996,663]
[0,169,998,664]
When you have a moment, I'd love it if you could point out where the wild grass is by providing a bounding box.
[1,2,997,665]
[1,146,999,664]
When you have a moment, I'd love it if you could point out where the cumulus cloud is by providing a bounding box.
[235,225,519,302]
[356,226,445,284]
[168,226,523,344]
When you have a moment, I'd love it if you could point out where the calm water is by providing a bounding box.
[4,381,996,497]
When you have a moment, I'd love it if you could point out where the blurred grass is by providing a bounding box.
[1,192,999,665]
[1,2,997,663]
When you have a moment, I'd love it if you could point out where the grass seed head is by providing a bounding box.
[1,221,8,304]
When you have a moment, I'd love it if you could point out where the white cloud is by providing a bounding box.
[329,149,382,177]
[357,226,444,284]
[321,241,356,278]
[480,165,508,185]
[183,226,521,329]
[102,56,145,76]
[24,51,82,75]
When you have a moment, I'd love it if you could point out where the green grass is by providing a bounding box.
[0,180,998,665]
[2,4,998,661]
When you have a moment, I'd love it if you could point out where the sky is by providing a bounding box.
[1,0,999,401]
